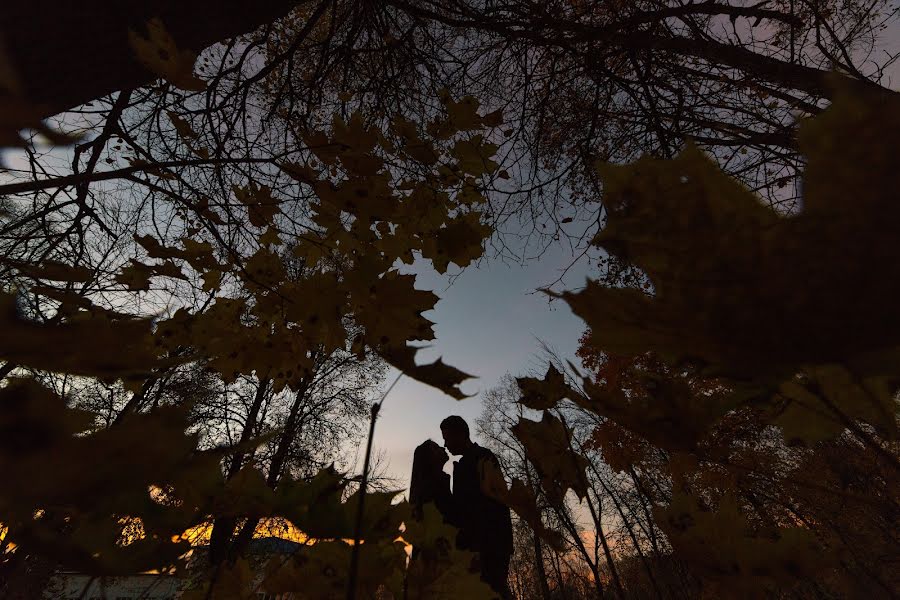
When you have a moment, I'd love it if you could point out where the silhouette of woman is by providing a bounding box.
[405,440,455,598]
[408,439,452,522]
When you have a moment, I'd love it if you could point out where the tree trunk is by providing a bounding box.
[228,377,312,557]
[1,0,299,118]
[531,529,553,600]
[522,465,552,600]
[208,376,270,568]
[601,478,664,600]
[0,361,16,382]
[586,491,626,599]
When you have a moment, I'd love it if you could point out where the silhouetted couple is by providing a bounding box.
[409,416,513,599]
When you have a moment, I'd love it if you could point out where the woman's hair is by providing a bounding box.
[409,439,447,506]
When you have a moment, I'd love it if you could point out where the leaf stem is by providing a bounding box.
[346,372,403,600]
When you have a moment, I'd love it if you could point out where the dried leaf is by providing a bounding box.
[129,18,206,91]
[379,344,474,400]
[512,412,589,501]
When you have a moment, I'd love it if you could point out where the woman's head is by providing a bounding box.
[409,439,448,506]
[414,439,448,471]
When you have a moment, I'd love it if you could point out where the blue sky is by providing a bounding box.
[372,244,594,487]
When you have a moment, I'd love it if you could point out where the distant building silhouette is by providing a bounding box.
[43,537,301,599]
[43,572,179,600]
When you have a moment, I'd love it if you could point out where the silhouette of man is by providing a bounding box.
[440,415,513,599]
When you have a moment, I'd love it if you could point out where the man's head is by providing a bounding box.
[440,415,471,456]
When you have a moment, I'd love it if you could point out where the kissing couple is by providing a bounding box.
[408,416,513,599]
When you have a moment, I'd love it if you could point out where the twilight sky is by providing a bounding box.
[371,242,595,488]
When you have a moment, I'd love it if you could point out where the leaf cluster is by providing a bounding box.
[509,88,900,594]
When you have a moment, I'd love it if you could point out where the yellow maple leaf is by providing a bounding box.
[128,18,206,92]
[512,412,590,502]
